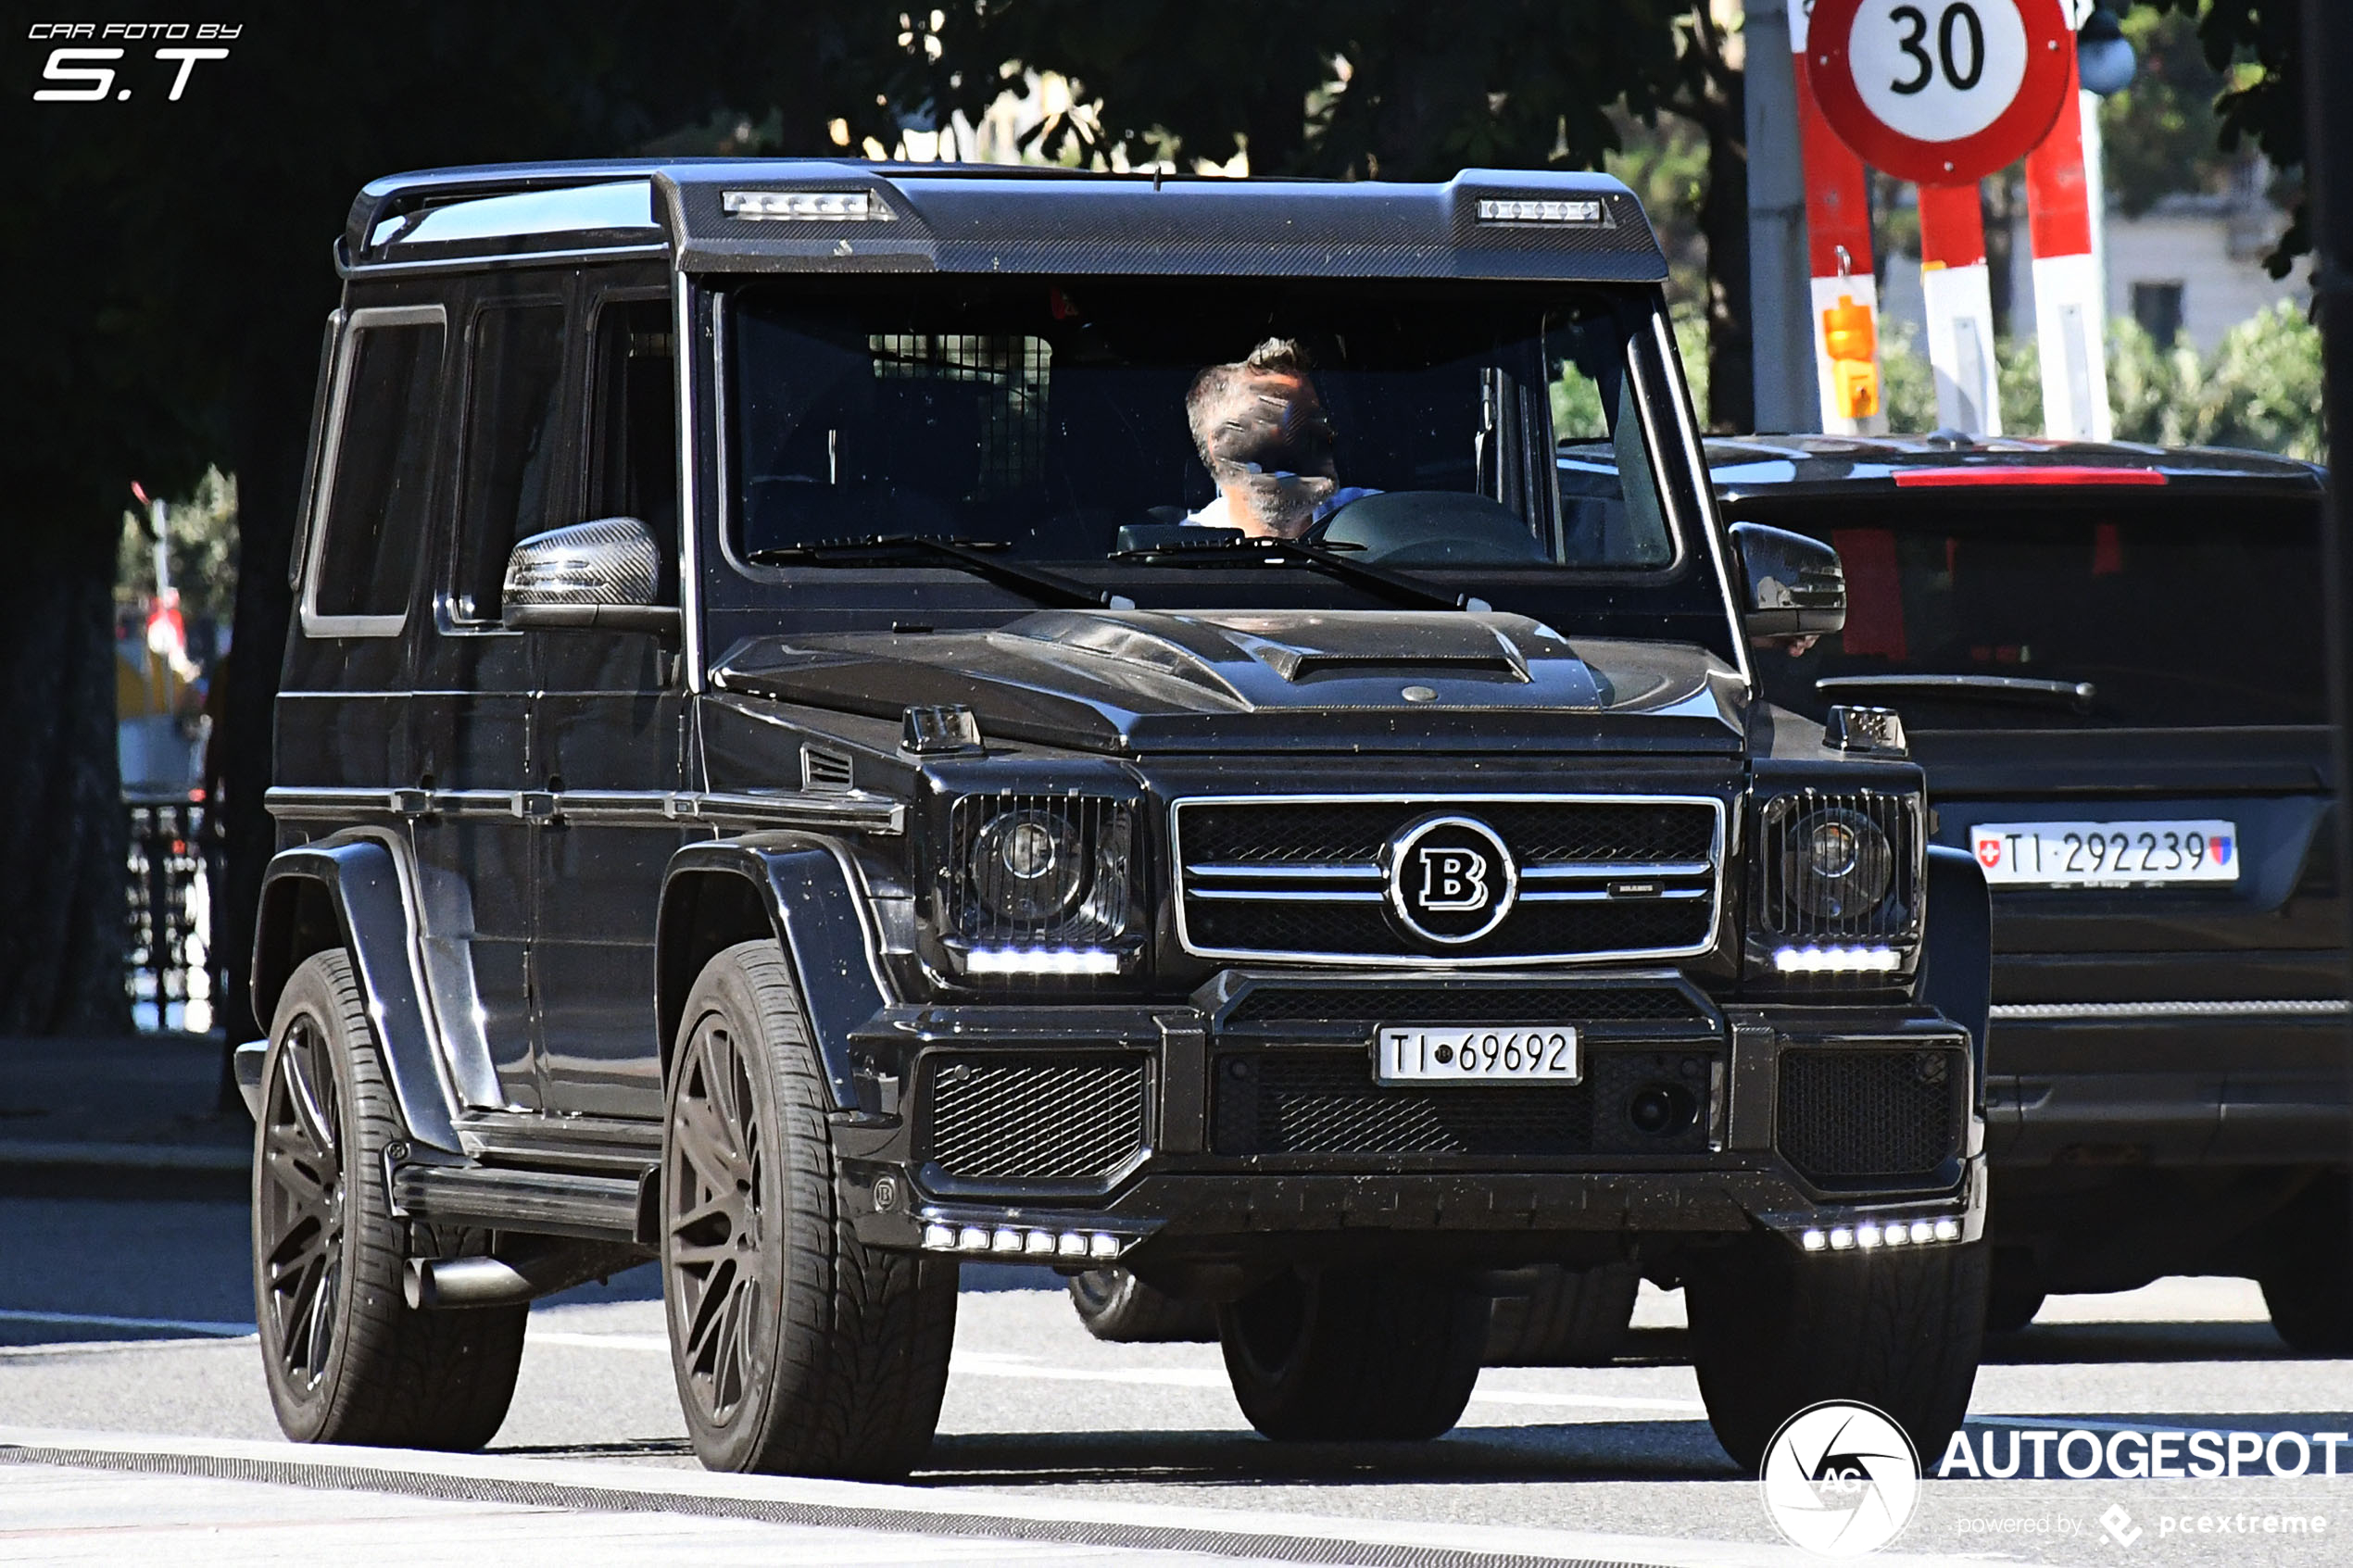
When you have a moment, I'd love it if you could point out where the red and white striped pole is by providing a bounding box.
[1918,182,2002,434]
[2023,36,2112,439]
[1793,26,1888,435]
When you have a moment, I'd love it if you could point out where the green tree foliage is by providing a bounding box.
[117,468,239,631]
[2133,0,2305,274]
[2101,6,2246,217]
[2108,302,2326,456]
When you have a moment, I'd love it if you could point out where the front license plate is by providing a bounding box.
[1375,1026,1579,1085]
[1969,819,2241,886]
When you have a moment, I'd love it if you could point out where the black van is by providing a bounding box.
[237,162,1994,1478]
[1571,433,2341,1348]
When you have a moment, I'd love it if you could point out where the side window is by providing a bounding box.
[306,307,447,633]
[587,296,678,595]
[1544,319,1674,570]
[452,301,567,624]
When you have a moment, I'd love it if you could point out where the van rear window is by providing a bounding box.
[1734,495,2325,729]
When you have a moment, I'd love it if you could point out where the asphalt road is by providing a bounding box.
[5,1194,2351,1567]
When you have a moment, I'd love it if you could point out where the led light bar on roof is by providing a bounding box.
[723,189,892,221]
[1476,197,1604,225]
[1893,466,2167,489]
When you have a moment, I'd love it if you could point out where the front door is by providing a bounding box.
[410,276,575,1111]
[529,287,687,1120]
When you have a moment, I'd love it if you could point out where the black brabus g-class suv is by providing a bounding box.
[240,160,1994,1476]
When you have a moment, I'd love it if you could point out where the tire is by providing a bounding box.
[662,939,958,1478]
[1218,1265,1486,1441]
[2259,1177,2353,1355]
[1685,1232,1987,1474]
[1068,1268,1217,1343]
[1484,1262,1640,1366]
[252,950,527,1449]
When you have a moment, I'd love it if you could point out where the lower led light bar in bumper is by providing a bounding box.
[922,1223,1127,1261]
[1800,1216,1964,1252]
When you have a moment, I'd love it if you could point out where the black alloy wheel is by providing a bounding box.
[251,950,527,1449]
[661,940,958,1477]
[665,1005,771,1430]
[258,1010,345,1396]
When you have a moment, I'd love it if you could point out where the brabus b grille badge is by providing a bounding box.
[1387,815,1517,945]
[1170,795,1726,968]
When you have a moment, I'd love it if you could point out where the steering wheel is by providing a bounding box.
[1308,490,1550,566]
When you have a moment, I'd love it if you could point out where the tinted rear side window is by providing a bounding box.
[1737,495,2325,728]
[453,302,566,623]
[313,316,447,622]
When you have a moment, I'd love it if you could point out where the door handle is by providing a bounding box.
[513,790,560,822]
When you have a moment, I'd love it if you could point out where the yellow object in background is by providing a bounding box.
[1821,293,1881,420]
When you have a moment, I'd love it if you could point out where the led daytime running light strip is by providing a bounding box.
[963,947,1123,976]
[1801,1217,1963,1252]
[923,1223,1126,1261]
[1773,944,1901,974]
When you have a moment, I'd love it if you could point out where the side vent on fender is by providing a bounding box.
[801,745,855,793]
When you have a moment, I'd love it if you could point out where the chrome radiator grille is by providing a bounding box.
[1171,795,1724,966]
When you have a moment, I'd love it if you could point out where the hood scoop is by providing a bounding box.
[1011,608,1538,685]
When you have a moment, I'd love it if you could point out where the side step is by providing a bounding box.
[393,1162,649,1245]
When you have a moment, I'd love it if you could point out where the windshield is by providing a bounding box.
[723,280,1682,583]
[1731,493,2325,729]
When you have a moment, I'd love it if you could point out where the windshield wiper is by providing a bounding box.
[1110,533,1486,614]
[1816,673,2096,714]
[748,534,1121,610]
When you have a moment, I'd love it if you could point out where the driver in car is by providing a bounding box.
[1183,338,1374,538]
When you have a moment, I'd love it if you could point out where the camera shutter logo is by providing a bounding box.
[1387,815,1516,945]
[1759,1399,1922,1557]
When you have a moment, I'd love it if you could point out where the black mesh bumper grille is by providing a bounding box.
[922,1054,1149,1181]
[1776,1046,1969,1188]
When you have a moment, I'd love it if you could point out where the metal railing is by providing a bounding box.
[125,794,223,1034]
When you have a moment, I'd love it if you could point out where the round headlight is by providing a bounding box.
[969,809,1088,924]
[1787,808,1894,920]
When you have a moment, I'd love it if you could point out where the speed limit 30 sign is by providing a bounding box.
[1806,0,2076,185]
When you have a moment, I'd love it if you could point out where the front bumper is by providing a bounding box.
[829,972,1984,1269]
